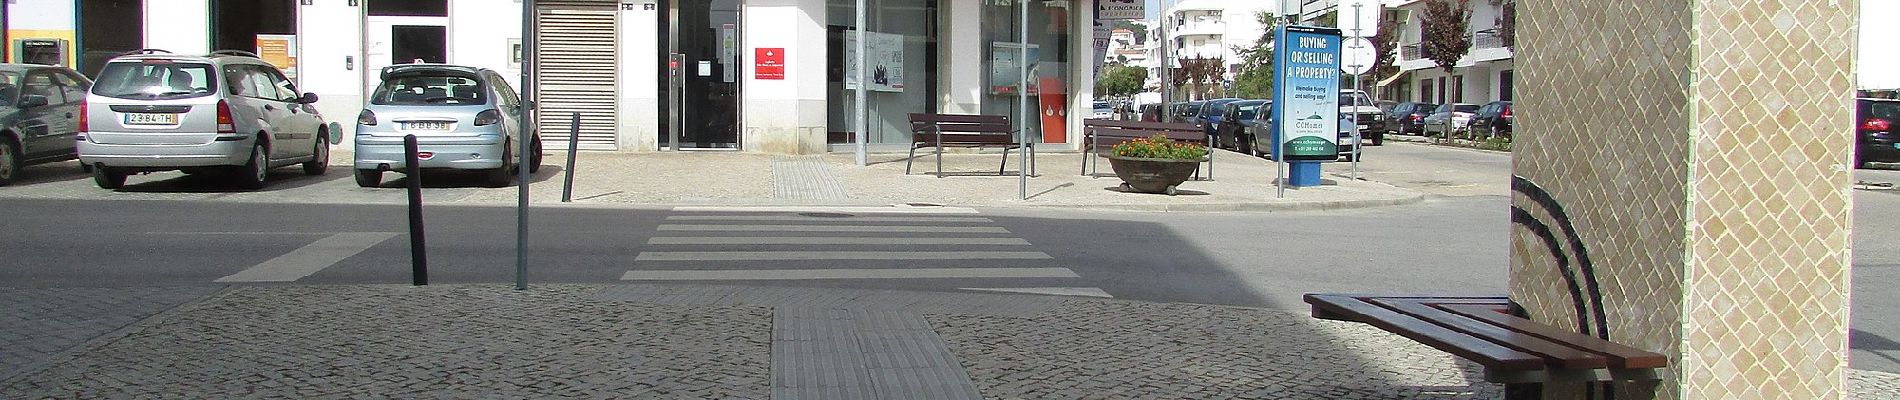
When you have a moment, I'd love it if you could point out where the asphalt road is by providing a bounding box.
[2,141,1897,372]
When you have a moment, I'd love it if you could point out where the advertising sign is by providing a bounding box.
[755,48,785,80]
[845,31,905,92]
[989,41,1040,95]
[255,34,299,81]
[1271,25,1342,161]
[1098,0,1142,20]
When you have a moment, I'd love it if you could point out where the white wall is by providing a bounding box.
[145,0,210,54]
[621,0,660,150]
[449,0,523,86]
[743,0,830,154]
[7,0,75,29]
[297,1,363,145]
[1862,0,1899,89]
[939,0,983,114]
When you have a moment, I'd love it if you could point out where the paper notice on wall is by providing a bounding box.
[720,24,737,83]
[255,34,299,81]
[844,31,904,92]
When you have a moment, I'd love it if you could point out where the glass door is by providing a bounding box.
[664,0,742,149]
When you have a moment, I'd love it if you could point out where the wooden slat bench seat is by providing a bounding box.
[1303,294,1666,386]
[906,113,1034,176]
[1080,120,1213,179]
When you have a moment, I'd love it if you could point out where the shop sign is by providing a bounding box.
[1271,25,1342,161]
[755,48,785,80]
[1098,0,1142,20]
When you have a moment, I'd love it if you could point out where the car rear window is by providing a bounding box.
[371,75,486,105]
[91,62,218,100]
[1236,103,1262,120]
[1454,104,1480,113]
[1870,101,1900,120]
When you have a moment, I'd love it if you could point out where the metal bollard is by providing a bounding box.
[561,112,580,202]
[404,134,428,286]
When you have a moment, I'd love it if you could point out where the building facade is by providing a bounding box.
[1137,0,1268,100]
[3,0,1099,154]
[1386,0,1513,105]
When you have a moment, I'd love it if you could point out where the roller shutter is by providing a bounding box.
[534,8,618,150]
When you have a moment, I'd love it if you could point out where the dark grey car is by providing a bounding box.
[0,63,91,185]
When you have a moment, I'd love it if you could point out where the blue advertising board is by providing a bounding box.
[1271,25,1343,162]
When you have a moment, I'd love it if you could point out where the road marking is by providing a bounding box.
[634,251,1052,261]
[146,232,333,235]
[647,237,1031,245]
[620,267,1079,280]
[658,224,1009,233]
[960,287,1114,298]
[665,215,994,223]
[672,205,980,214]
[213,232,398,283]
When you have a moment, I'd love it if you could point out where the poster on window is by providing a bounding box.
[989,42,1041,95]
[255,34,298,81]
[844,31,904,92]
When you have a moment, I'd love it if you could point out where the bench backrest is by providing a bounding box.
[1083,120,1205,149]
[910,113,1012,134]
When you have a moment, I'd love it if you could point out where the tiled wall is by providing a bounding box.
[1513,0,1855,399]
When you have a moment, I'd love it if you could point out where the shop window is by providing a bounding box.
[825,0,940,145]
[980,0,1073,143]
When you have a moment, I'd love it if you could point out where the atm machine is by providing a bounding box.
[12,39,72,66]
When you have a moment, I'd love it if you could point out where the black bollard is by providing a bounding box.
[405,134,428,286]
[561,112,580,202]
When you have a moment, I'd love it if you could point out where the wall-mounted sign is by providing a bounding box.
[1271,25,1342,162]
[755,48,785,80]
[989,42,1040,95]
[255,34,299,81]
[1098,0,1142,20]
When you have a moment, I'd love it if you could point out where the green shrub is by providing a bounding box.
[1112,134,1209,160]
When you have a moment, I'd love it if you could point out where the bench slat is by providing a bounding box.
[1372,299,1610,370]
[910,113,1009,124]
[1305,294,1546,371]
[1439,304,1668,369]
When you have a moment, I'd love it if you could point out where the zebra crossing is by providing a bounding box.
[620,206,1110,298]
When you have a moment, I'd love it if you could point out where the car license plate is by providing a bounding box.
[1356,125,1369,130]
[404,122,450,131]
[123,113,178,125]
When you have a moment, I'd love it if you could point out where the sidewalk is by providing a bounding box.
[454,149,1426,212]
[3,284,1896,398]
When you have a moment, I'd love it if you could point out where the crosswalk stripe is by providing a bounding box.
[672,206,980,214]
[634,251,1052,261]
[647,237,1032,245]
[214,232,398,283]
[665,215,994,223]
[620,267,1080,280]
[959,287,1115,298]
[658,224,1010,233]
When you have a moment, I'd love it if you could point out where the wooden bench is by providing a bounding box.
[1304,294,1665,396]
[906,113,1035,176]
[1080,120,1213,179]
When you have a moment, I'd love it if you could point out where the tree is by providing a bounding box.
[1493,0,1516,48]
[1230,10,1283,98]
[1365,10,1403,87]
[1170,56,1227,100]
[1095,64,1148,99]
[1420,0,1472,73]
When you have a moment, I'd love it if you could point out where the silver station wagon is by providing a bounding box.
[78,50,332,189]
[353,65,538,188]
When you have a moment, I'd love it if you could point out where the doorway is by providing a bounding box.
[363,1,449,96]
[212,0,297,80]
[78,0,143,77]
[661,0,742,150]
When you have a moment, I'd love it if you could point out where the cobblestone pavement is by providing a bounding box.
[0,286,223,383]
[3,283,1897,399]
[0,285,772,399]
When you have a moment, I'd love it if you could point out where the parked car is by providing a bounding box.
[1215,99,1268,152]
[1859,98,1900,168]
[1195,98,1243,143]
[1138,103,1163,122]
[1091,100,1113,119]
[0,63,91,185]
[1172,101,1203,123]
[1385,101,1436,136]
[1340,90,1386,145]
[354,64,539,188]
[1467,101,1513,139]
[1243,101,1275,158]
[1421,103,1481,137]
[79,50,331,189]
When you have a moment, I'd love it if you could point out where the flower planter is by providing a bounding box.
[1106,155,1204,195]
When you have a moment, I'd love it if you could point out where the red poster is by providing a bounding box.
[1038,76,1067,143]
[755,48,785,80]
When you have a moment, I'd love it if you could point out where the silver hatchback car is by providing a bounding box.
[78,50,333,189]
[353,65,538,187]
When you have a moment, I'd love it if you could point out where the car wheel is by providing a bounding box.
[484,142,514,188]
[1371,132,1385,146]
[303,135,330,176]
[235,142,269,190]
[0,137,20,186]
[93,165,127,189]
[528,136,543,174]
[354,168,382,187]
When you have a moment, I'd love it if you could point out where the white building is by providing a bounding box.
[3,0,1102,153]
[1385,0,1514,105]
[1138,0,1270,99]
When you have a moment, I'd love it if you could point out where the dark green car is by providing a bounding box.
[0,63,92,185]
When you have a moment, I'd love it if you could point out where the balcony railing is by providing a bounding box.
[1401,43,1428,61]
[1473,32,1505,49]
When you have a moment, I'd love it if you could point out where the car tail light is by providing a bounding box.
[358,109,377,126]
[78,100,90,132]
[1502,107,1512,118]
[474,109,502,126]
[1411,115,1422,122]
[1864,118,1891,132]
[216,100,237,133]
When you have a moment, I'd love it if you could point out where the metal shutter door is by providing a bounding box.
[535,9,618,150]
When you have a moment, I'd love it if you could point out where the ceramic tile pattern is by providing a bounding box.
[1514,0,1855,399]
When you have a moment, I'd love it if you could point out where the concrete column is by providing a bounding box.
[621,1,660,151]
[937,0,983,114]
[144,0,210,54]
[1513,0,1856,399]
[742,0,829,154]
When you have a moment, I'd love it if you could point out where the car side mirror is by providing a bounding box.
[298,92,320,104]
[17,95,49,108]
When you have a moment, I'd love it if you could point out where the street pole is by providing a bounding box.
[515,0,535,291]
[1018,0,1028,200]
[1157,0,1171,121]
[854,0,868,166]
[1349,2,1362,181]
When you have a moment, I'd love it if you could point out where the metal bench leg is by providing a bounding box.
[1029,143,1036,177]
[905,145,917,175]
[1079,139,1088,176]
[999,146,1010,175]
[935,131,945,178]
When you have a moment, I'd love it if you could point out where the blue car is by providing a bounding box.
[1194,98,1242,143]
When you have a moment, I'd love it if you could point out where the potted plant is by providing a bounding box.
[1107,134,1209,195]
